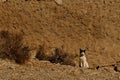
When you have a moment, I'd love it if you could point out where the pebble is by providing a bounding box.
[54,0,62,5]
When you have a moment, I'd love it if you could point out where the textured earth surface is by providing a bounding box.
[0,59,120,80]
[0,0,120,80]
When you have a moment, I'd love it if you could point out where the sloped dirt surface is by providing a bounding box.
[0,0,120,80]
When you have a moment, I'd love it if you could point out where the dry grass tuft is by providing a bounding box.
[36,45,47,60]
[36,46,75,66]
[0,31,76,66]
[0,30,30,64]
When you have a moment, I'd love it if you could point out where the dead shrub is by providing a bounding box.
[14,46,29,64]
[36,45,47,60]
[62,55,76,66]
[36,46,75,66]
[49,48,75,66]
[48,48,67,63]
[0,30,29,64]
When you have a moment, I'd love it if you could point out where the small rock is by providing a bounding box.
[54,0,62,5]
[0,0,7,2]
[8,66,15,70]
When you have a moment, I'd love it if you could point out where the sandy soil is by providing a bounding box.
[0,59,120,80]
[0,0,120,80]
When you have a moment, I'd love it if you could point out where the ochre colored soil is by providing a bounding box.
[0,0,120,80]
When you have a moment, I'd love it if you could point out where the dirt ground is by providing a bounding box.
[0,59,120,80]
[0,0,120,80]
